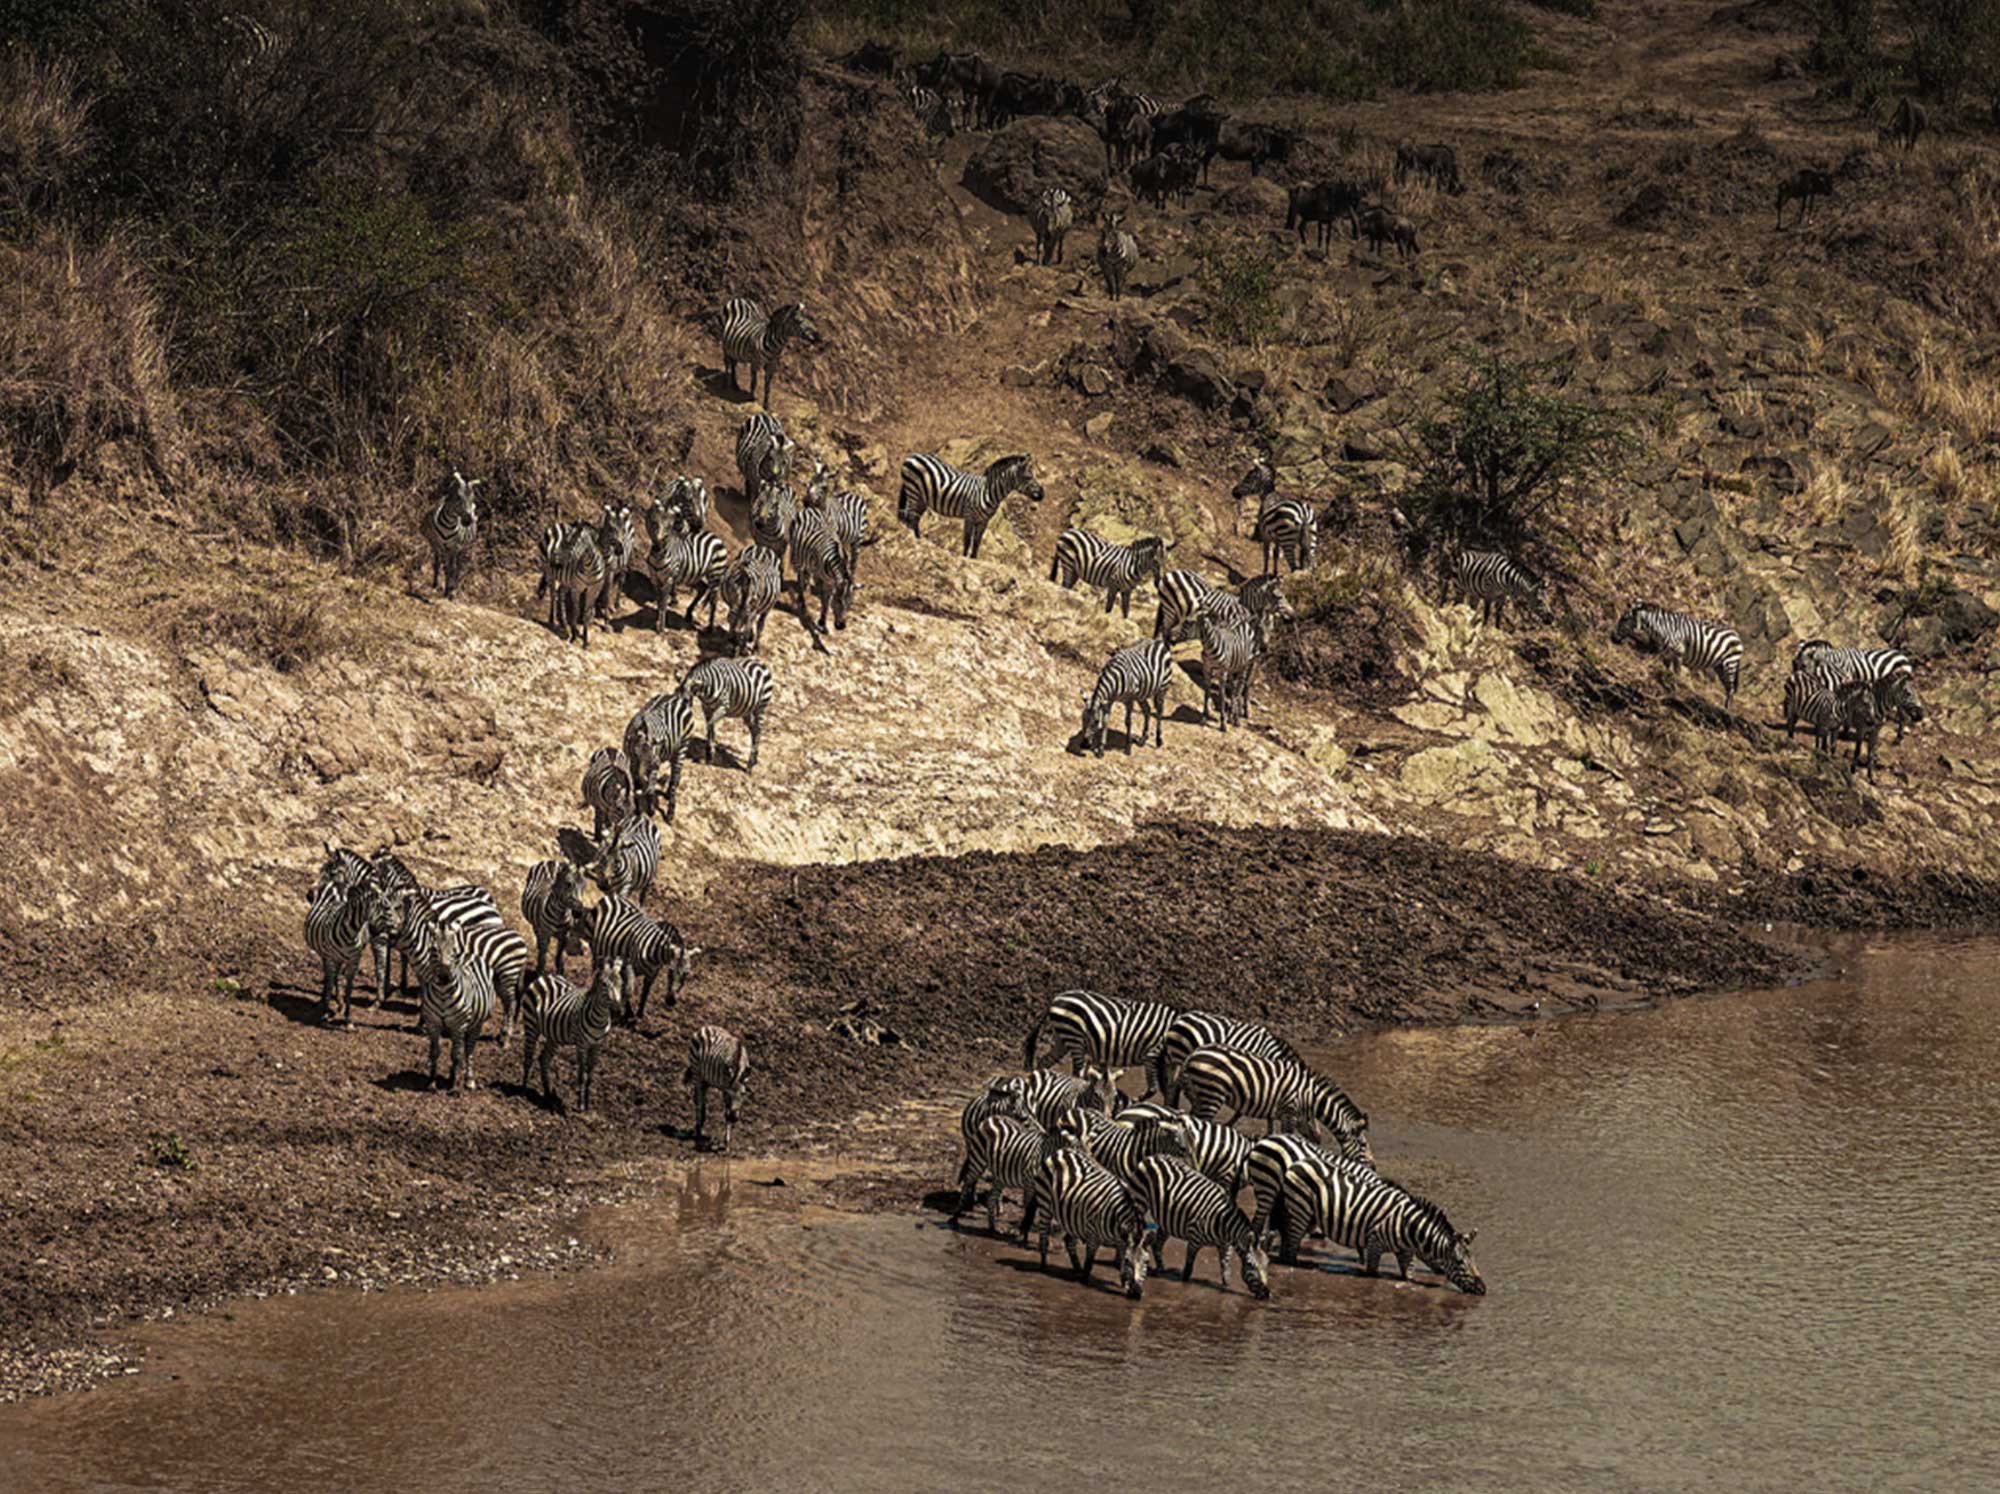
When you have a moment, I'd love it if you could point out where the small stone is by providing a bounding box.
[999,364,1036,388]
[1142,441,1185,468]
[1077,364,1113,398]
[1084,412,1115,440]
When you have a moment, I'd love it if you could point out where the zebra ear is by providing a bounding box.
[1460,1229,1478,1246]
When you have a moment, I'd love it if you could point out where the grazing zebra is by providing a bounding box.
[534,521,573,630]
[789,507,853,650]
[1787,671,1887,780]
[1131,1155,1272,1297]
[1151,569,1282,644]
[1030,186,1074,265]
[682,656,773,771]
[955,1114,1059,1236]
[802,472,874,566]
[624,691,695,824]
[586,894,694,1025]
[1197,611,1261,730]
[520,858,588,978]
[1097,211,1137,300]
[1080,637,1174,756]
[1114,1103,1252,1191]
[1050,529,1167,618]
[594,502,638,621]
[1179,1046,1373,1161]
[581,746,635,841]
[642,513,729,632]
[1152,1010,1300,1103]
[1255,498,1317,574]
[749,482,802,567]
[1034,1136,1150,1298]
[1237,1130,1377,1256]
[519,961,623,1112]
[686,1024,750,1150]
[1446,549,1545,626]
[954,1074,1033,1200]
[550,524,608,646]
[735,414,794,508]
[1792,641,1922,740]
[660,474,711,535]
[1279,1153,1486,1294]
[720,298,821,406]
[304,875,378,1026]
[402,894,498,1091]
[420,470,481,599]
[898,452,1044,559]
[1022,990,1180,1085]
[591,815,661,906]
[719,543,785,653]
[1612,602,1744,711]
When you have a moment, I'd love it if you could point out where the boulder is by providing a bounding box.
[1323,370,1380,414]
[1214,175,1289,221]
[1110,315,1237,412]
[963,117,1108,217]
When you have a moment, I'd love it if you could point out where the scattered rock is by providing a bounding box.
[1076,364,1112,398]
[1323,370,1381,414]
[1740,453,1801,494]
[962,117,1107,217]
[1084,411,1115,440]
[1852,421,1892,458]
[1142,441,1186,468]
[999,364,1038,388]
[1721,412,1764,440]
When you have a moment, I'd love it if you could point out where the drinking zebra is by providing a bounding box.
[1152,568,1287,644]
[520,858,588,978]
[550,524,608,646]
[586,894,694,1025]
[1152,1009,1300,1103]
[719,298,821,407]
[591,815,661,906]
[735,413,794,508]
[682,656,774,771]
[789,507,853,650]
[1030,186,1074,265]
[420,470,481,599]
[1131,1155,1272,1297]
[1178,1045,1372,1161]
[624,690,695,823]
[1114,1103,1252,1190]
[686,1024,751,1150]
[642,512,729,632]
[720,543,784,653]
[1080,637,1174,756]
[1049,529,1167,618]
[1279,1153,1486,1293]
[802,472,874,566]
[1445,548,1546,627]
[1097,211,1138,300]
[581,746,635,841]
[1791,641,1923,740]
[1255,498,1317,574]
[519,961,623,1113]
[1786,671,1886,780]
[1197,611,1262,730]
[1612,602,1744,711]
[1034,1134,1150,1298]
[1022,990,1179,1087]
[402,893,498,1091]
[304,875,378,1026]
[898,452,1044,558]
[1237,1130,1377,1256]
[594,502,637,622]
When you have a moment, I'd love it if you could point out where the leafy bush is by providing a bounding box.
[1191,234,1285,346]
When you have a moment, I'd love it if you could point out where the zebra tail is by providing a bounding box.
[1022,1012,1046,1068]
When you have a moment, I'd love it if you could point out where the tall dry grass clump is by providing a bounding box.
[0,53,90,218]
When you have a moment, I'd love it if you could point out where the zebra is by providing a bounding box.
[1080,637,1174,756]
[624,690,695,823]
[1791,641,1922,740]
[1030,186,1074,265]
[534,520,574,630]
[686,1024,751,1150]
[591,815,661,906]
[735,413,794,508]
[719,298,821,407]
[581,746,635,841]
[951,1068,1116,1203]
[1097,210,1138,300]
[789,506,853,650]
[660,474,711,535]
[520,858,589,978]
[1152,1010,1300,1103]
[898,452,1044,558]
[1114,1103,1252,1191]
[1049,529,1167,618]
[401,893,498,1091]
[397,887,527,1047]
[1255,498,1317,575]
[954,1074,1034,1204]
[585,894,694,1025]
[519,961,623,1112]
[1197,611,1260,730]
[594,502,638,622]
[314,841,372,898]
[955,1113,1059,1237]
[1611,602,1744,711]
[1446,549,1546,627]
[1279,1153,1486,1293]
[304,875,378,1026]
[1022,990,1180,1085]
[1066,1107,1191,1191]
[906,81,953,141]
[642,511,729,632]
[1237,1130,1378,1257]
[802,470,874,566]
[1787,671,1888,780]
[364,846,421,1001]
[682,656,773,771]
[1178,1045,1373,1161]
[1131,1155,1272,1297]
[420,470,480,599]
[1033,1133,1150,1298]
[720,543,785,653]
[1152,569,1258,644]
[550,523,608,646]
[749,482,802,573]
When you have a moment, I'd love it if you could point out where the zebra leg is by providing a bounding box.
[1020,1180,1039,1243]
[521,1033,536,1092]
[1280,1213,1308,1267]
[579,1047,595,1113]
[638,967,661,1024]
[747,710,763,770]
[665,755,682,823]
[428,1028,442,1087]
[1038,1219,1053,1269]
[722,1095,736,1150]
[1396,1249,1414,1280]
[692,1081,708,1145]
[703,710,717,766]
[1153,691,1166,747]
[953,1165,979,1224]
[1182,1245,1198,1283]
[1123,699,1135,755]
[985,1185,1001,1235]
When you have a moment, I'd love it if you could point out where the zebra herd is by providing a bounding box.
[952,989,1484,1301]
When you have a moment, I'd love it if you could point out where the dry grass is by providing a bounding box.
[1913,338,2000,446]
[167,591,352,675]
[1796,457,1854,527]
[1885,482,1926,587]
[0,54,90,215]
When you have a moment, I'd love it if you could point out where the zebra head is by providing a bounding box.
[1882,671,1924,725]
[588,959,626,1020]
[448,470,481,516]
[1240,574,1292,624]
[988,454,1044,504]
[665,934,697,1006]
[1130,535,1168,582]
[1611,601,1650,646]
[1131,1113,1190,1165]
[1415,1201,1485,1295]
[1119,1233,1148,1300]
[1240,1238,1272,1299]
[1080,685,1112,758]
[772,303,822,348]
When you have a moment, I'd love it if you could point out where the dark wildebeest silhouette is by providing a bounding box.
[1150,95,1227,184]
[1395,141,1464,195]
[1357,204,1420,261]
[1285,179,1365,249]
[1216,120,1295,177]
[1879,96,1928,153]
[1776,167,1834,228]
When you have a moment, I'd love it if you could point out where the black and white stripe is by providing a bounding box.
[586,894,693,1026]
[682,656,774,771]
[1030,186,1074,265]
[363,847,420,1002]
[590,815,661,906]
[1152,568,1289,644]
[790,507,853,650]
[1786,670,1886,779]
[1080,637,1174,756]
[1792,640,1923,740]
[1068,1107,1191,1190]
[1178,1046,1373,1162]
[955,1114,1057,1236]
[534,520,573,629]
[643,514,729,632]
[1448,549,1545,626]
[954,1074,1033,1201]
[735,414,794,508]
[401,894,498,1091]
[1022,990,1180,1082]
[550,523,607,646]
[750,482,802,567]
[304,876,376,1026]
[1236,1130,1377,1255]
[624,691,695,823]
[1255,498,1317,575]
[1131,1155,1272,1297]
[1612,602,1744,710]
[1114,1103,1252,1190]
[660,474,711,536]
[1279,1153,1486,1293]
[1033,1138,1150,1297]
[720,543,785,653]
[520,858,588,978]
[581,746,635,841]
[519,961,623,1112]
[720,299,820,407]
[1050,529,1167,618]
[594,502,637,620]
[420,470,480,599]
[1097,211,1138,300]
[1197,611,1261,730]
[802,473,873,566]
[685,1024,751,1149]
[898,452,1044,559]
[1153,1010,1300,1104]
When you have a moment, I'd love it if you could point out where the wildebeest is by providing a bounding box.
[1879,95,1928,153]
[915,50,999,129]
[1217,120,1295,176]
[837,40,897,77]
[1357,205,1420,260]
[1151,95,1227,184]
[1285,179,1364,249]
[990,70,1083,128]
[1131,147,1199,210]
[1776,167,1834,228]
[1395,141,1464,195]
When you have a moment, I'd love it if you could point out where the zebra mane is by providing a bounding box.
[1395,1187,1464,1245]
[985,454,1034,482]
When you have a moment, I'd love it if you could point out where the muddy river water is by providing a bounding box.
[4,935,1998,1490]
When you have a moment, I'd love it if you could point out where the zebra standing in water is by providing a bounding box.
[642,506,728,632]
[1050,530,1167,618]
[1178,1045,1373,1161]
[1022,990,1180,1084]
[624,691,695,823]
[1152,1009,1300,1103]
[520,858,588,977]
[519,961,623,1112]
[956,1113,1061,1237]
[686,1025,751,1150]
[1131,1155,1272,1297]
[594,502,638,622]
[1612,601,1744,711]
[1792,640,1923,740]
[420,470,481,599]
[305,875,378,1026]
[719,298,821,407]
[1097,210,1138,300]
[898,452,1044,558]
[735,414,794,508]
[591,815,661,906]
[1034,1130,1151,1298]
[1030,186,1074,265]
[1080,637,1174,756]
[550,523,608,646]
[682,656,774,771]
[953,1075,1032,1206]
[790,507,853,651]
[720,544,785,653]
[401,893,497,1092]
[1255,498,1317,574]
[581,746,634,841]
[1279,1153,1486,1293]
[1446,549,1546,627]
[586,895,694,1025]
